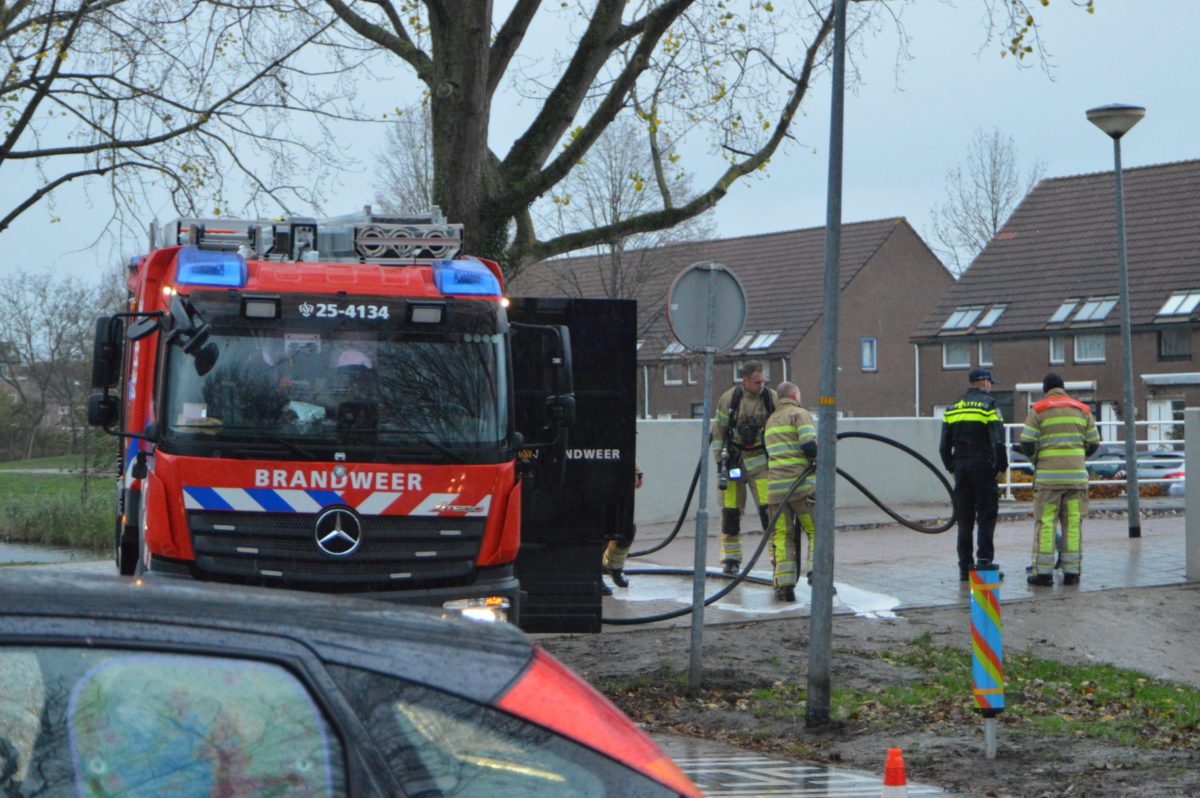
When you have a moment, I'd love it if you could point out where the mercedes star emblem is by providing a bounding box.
[314,507,363,557]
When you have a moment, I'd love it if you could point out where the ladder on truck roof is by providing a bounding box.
[152,206,463,264]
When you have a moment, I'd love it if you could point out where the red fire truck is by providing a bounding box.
[87,209,636,632]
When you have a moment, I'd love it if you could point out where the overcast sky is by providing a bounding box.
[5,1,1197,281]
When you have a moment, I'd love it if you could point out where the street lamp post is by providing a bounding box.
[1086,103,1145,539]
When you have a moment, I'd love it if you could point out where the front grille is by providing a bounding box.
[188,511,485,589]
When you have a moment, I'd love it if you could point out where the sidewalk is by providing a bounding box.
[602,496,1186,628]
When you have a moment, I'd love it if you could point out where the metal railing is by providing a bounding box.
[1000,419,1185,498]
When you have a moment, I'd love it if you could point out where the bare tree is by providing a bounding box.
[375,101,435,214]
[0,272,97,457]
[0,0,369,248]
[319,1,1081,280]
[927,127,1046,277]
[535,116,711,336]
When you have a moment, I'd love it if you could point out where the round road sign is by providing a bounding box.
[666,261,747,353]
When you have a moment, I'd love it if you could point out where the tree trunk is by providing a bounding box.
[429,0,495,257]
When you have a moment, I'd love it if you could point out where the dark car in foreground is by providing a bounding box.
[0,572,699,797]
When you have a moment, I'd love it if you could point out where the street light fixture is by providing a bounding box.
[1086,103,1145,538]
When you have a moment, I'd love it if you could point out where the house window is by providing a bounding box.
[942,341,971,369]
[690,403,705,418]
[1049,299,1078,323]
[1158,290,1200,317]
[1049,335,1065,365]
[1159,328,1191,359]
[687,361,700,385]
[978,340,993,367]
[1074,333,1106,363]
[749,331,781,350]
[663,341,685,355]
[636,339,644,351]
[1073,296,1118,322]
[977,305,1006,328]
[941,306,984,330]
[733,332,755,351]
[860,338,877,372]
[663,363,684,385]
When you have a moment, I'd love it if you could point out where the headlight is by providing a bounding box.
[443,596,510,623]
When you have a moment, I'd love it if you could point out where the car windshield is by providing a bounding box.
[162,297,507,459]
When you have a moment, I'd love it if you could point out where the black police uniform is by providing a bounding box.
[939,371,1008,579]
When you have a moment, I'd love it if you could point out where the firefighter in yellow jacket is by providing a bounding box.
[711,360,786,574]
[763,382,817,602]
[1020,373,1100,586]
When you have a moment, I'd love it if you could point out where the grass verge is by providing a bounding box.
[0,472,114,551]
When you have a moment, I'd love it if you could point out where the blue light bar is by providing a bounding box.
[432,259,501,297]
[175,245,247,288]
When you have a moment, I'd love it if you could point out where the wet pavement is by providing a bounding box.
[604,497,1186,796]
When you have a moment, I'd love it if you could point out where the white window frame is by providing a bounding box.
[1049,299,1079,324]
[663,362,685,385]
[977,305,1006,328]
[687,361,700,385]
[1158,290,1200,316]
[1073,296,1118,322]
[942,341,971,369]
[733,332,755,351]
[978,340,993,367]
[748,330,781,350]
[1048,335,1065,365]
[860,338,877,372]
[1073,333,1106,364]
[942,306,985,330]
[663,340,685,355]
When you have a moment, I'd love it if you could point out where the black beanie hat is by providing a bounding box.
[1043,372,1065,393]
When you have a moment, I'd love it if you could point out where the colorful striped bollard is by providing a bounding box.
[969,564,1004,759]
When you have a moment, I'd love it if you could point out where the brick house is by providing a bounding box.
[913,159,1200,446]
[511,218,952,418]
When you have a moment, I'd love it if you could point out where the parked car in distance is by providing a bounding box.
[0,572,700,797]
[1166,465,1186,497]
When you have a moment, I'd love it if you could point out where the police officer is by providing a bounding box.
[764,382,817,602]
[940,367,1008,581]
[1020,373,1100,586]
[711,360,785,574]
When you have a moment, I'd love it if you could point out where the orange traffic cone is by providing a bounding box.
[881,747,908,797]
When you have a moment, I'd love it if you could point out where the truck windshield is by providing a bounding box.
[162,309,507,460]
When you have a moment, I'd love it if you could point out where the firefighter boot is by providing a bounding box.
[720,508,741,575]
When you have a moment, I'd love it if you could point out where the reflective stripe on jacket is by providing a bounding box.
[1020,388,1100,487]
[939,387,1007,471]
[764,397,817,504]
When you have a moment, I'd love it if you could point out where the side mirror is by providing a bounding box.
[87,393,119,427]
[194,340,220,377]
[90,317,124,389]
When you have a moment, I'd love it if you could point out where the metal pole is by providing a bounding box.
[1113,137,1141,538]
[688,265,719,692]
[806,0,846,729]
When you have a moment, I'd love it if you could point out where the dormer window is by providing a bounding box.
[1158,290,1200,317]
[977,305,1007,328]
[748,330,781,350]
[942,306,984,330]
[1049,299,1078,323]
[1073,296,1117,322]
